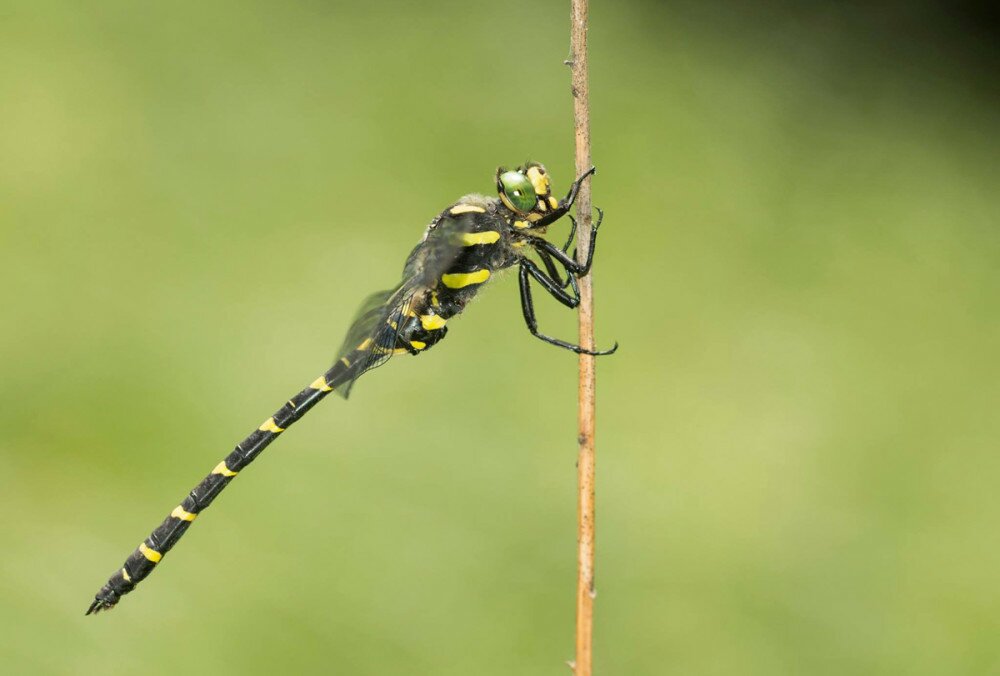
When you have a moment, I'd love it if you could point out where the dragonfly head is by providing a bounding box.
[495,162,560,220]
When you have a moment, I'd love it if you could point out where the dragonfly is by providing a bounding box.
[87,162,616,615]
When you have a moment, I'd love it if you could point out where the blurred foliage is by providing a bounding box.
[0,1,997,674]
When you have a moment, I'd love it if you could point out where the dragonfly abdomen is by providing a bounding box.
[85,357,363,615]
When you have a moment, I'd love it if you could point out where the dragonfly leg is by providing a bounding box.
[561,214,578,255]
[537,213,579,290]
[518,261,618,356]
[532,207,604,278]
[537,248,574,292]
[521,258,578,308]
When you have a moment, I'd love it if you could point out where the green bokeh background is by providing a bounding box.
[1,2,997,674]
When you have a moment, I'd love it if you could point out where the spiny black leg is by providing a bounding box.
[561,214,578,254]
[566,267,580,296]
[537,242,581,297]
[539,245,581,295]
[557,216,581,294]
[518,262,618,356]
[537,247,576,292]
[563,165,597,207]
[521,258,578,308]
[557,253,582,297]
[537,248,564,286]
[532,207,604,276]
[556,216,582,292]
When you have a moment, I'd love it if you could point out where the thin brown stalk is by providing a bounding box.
[568,1,596,674]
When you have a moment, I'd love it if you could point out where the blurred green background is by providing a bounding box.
[1,1,997,673]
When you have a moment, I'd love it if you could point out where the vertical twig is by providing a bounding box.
[568,1,595,674]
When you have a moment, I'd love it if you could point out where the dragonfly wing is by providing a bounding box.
[332,202,488,397]
[332,284,411,398]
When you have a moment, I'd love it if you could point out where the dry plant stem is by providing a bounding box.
[569,0,596,674]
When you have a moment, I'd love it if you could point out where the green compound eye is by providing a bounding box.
[498,171,537,213]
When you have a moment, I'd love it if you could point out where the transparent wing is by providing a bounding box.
[332,284,410,398]
[332,206,485,397]
[334,286,405,362]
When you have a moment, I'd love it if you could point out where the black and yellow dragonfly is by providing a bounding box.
[87,162,615,615]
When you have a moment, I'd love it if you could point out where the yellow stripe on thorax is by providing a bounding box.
[258,417,285,433]
[450,204,486,215]
[139,542,162,563]
[171,506,197,522]
[212,461,238,477]
[441,269,491,289]
[457,231,501,246]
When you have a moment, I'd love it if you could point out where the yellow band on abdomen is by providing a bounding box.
[171,506,197,522]
[310,376,333,392]
[212,461,238,477]
[139,543,162,563]
[258,417,285,433]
